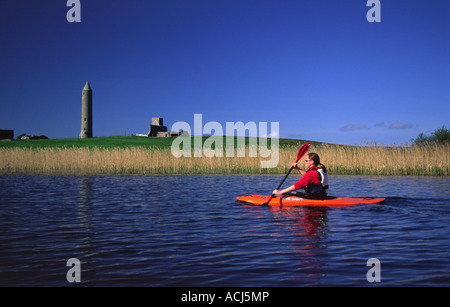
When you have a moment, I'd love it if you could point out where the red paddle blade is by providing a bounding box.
[295,142,312,162]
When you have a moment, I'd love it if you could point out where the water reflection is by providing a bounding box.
[269,207,328,246]
[76,176,97,284]
[268,206,329,281]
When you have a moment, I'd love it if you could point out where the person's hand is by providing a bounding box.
[291,162,298,169]
[272,189,281,195]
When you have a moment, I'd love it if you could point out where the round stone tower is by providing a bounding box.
[79,81,93,139]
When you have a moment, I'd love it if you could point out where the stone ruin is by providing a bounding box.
[148,117,167,137]
[144,117,188,137]
[0,129,14,141]
[0,130,49,141]
[18,134,48,140]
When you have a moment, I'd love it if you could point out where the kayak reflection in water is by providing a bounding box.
[272,153,329,200]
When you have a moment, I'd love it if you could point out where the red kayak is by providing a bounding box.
[236,194,385,207]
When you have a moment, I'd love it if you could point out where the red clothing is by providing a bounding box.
[294,166,321,190]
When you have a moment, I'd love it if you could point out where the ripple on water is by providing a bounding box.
[0,175,449,286]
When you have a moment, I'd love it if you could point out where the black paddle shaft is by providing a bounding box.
[264,166,294,205]
[275,166,294,190]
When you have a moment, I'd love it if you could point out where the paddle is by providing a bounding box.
[264,142,312,205]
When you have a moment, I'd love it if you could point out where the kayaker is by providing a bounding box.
[272,152,328,199]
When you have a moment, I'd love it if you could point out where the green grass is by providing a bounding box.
[0,136,170,149]
[0,135,322,150]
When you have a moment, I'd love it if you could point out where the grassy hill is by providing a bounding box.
[0,135,322,150]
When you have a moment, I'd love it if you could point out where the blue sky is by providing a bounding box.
[0,0,448,145]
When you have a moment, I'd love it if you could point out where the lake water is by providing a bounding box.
[0,175,449,287]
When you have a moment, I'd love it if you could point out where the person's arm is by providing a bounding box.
[273,185,296,195]
[291,162,306,175]
[273,170,313,195]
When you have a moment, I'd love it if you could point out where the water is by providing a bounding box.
[0,175,449,287]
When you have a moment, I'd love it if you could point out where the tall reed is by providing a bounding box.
[0,143,448,176]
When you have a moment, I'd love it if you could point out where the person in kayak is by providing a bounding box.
[272,152,328,199]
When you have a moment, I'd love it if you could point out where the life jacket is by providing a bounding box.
[317,168,329,194]
[305,168,329,197]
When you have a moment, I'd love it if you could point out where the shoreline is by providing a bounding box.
[0,173,448,179]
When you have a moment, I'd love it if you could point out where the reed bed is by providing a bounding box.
[0,143,448,176]
[314,143,449,176]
